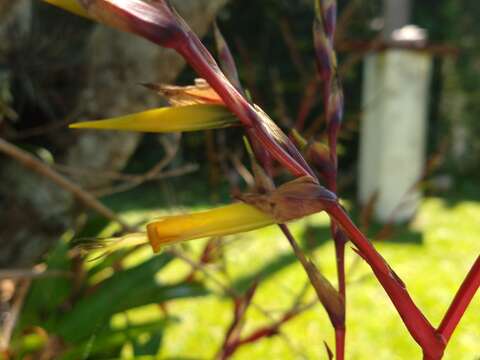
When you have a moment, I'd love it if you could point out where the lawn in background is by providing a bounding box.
[106,181,480,360]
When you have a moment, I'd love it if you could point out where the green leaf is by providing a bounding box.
[60,319,173,360]
[21,238,72,329]
[57,254,207,342]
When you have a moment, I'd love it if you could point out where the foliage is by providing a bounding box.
[3,0,479,359]
[14,239,207,359]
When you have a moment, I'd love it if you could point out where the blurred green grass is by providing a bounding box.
[15,177,479,359]
[105,186,480,360]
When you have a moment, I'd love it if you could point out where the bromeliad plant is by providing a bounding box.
[43,0,480,359]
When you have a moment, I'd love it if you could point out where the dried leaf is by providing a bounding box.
[239,177,337,223]
[305,259,344,326]
[252,106,315,178]
[144,79,225,106]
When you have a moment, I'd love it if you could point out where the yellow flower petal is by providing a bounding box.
[42,0,91,19]
[147,203,276,252]
[69,104,237,133]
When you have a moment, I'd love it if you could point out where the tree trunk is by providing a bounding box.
[0,0,228,267]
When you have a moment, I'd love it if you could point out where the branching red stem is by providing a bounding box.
[176,41,315,179]
[437,255,480,343]
[327,203,445,359]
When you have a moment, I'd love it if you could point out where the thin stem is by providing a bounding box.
[332,223,346,360]
[327,203,445,359]
[0,280,31,351]
[279,224,344,345]
[176,41,315,179]
[335,327,346,360]
[333,228,346,296]
[437,255,480,343]
[324,76,346,360]
[279,224,310,268]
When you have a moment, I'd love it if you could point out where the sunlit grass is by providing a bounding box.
[113,194,480,359]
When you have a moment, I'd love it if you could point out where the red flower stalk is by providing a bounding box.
[43,1,479,358]
[213,23,244,94]
[79,0,186,48]
[313,20,337,84]
[316,0,337,44]
[328,204,445,359]
[313,1,347,358]
[64,0,312,178]
[326,76,344,167]
[437,256,480,344]
[177,40,316,178]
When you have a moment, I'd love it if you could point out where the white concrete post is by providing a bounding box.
[358,28,432,223]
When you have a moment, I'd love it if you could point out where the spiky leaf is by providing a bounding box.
[70,104,238,133]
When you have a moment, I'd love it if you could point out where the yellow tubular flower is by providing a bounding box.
[70,104,238,133]
[147,203,276,252]
[42,0,91,19]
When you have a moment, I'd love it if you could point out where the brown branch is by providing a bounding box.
[216,283,258,360]
[0,280,31,352]
[91,164,198,197]
[334,0,362,44]
[278,17,310,80]
[0,269,71,280]
[54,162,197,182]
[6,119,73,141]
[167,245,306,358]
[0,138,132,232]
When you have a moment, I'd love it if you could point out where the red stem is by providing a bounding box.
[437,255,480,343]
[333,226,346,297]
[324,75,346,359]
[327,203,445,359]
[295,78,319,132]
[235,309,298,347]
[176,41,314,179]
[335,327,346,360]
[330,208,346,360]
[329,201,346,360]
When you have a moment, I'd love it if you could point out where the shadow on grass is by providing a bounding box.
[231,224,331,293]
[439,178,480,207]
[342,204,425,246]
[363,221,424,245]
[231,219,423,293]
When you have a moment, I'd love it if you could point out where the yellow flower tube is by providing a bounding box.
[42,0,91,18]
[70,104,238,133]
[147,203,276,252]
